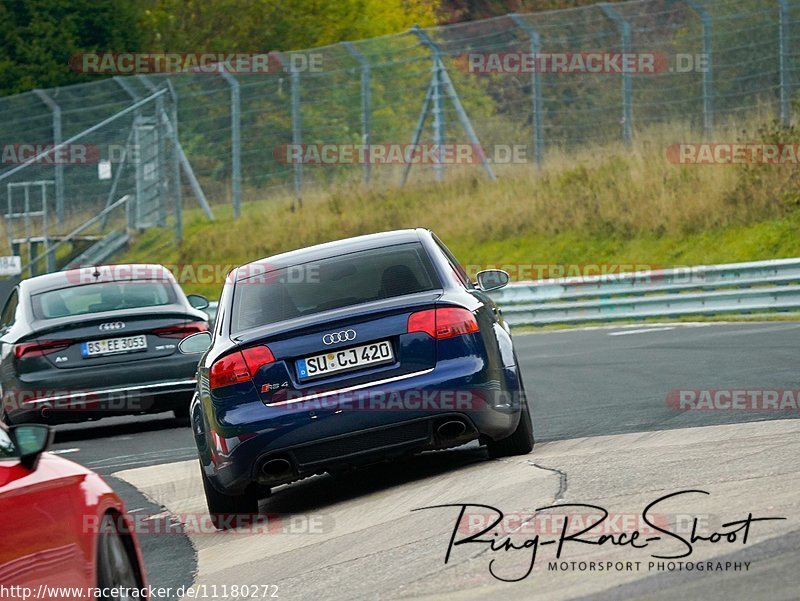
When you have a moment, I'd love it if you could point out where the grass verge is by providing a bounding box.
[121,121,800,299]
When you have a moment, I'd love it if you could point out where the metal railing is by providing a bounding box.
[488,258,800,326]
[19,194,130,277]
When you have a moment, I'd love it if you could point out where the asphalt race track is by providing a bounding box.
[51,321,800,600]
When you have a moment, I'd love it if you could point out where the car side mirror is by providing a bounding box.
[178,331,212,355]
[10,424,53,471]
[475,269,510,292]
[187,294,210,310]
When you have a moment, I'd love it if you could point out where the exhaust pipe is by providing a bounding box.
[260,457,293,481]
[437,420,467,439]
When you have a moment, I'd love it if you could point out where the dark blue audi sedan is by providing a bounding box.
[179,229,533,523]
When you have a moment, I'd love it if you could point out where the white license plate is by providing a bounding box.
[296,340,394,380]
[82,335,148,357]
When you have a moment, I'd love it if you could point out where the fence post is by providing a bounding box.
[778,0,791,127]
[342,42,372,185]
[138,76,214,221]
[412,26,445,182]
[154,92,167,227]
[219,66,242,219]
[599,4,633,146]
[283,55,303,209]
[166,81,183,243]
[401,84,434,186]
[509,13,544,170]
[31,90,64,224]
[686,0,714,138]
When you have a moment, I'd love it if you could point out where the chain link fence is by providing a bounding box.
[0,0,797,268]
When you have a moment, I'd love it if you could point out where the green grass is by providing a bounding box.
[120,121,800,299]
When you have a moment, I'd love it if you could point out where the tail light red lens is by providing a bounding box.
[407,307,478,339]
[14,340,72,360]
[209,345,275,390]
[241,346,275,374]
[153,322,209,338]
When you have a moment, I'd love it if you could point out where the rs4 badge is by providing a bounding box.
[261,381,289,393]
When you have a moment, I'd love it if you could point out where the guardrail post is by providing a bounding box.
[509,13,544,170]
[31,90,64,224]
[778,0,791,127]
[219,66,242,219]
[686,0,714,138]
[342,42,372,185]
[412,26,445,182]
[599,4,633,146]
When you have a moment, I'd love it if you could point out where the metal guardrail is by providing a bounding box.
[62,229,130,270]
[18,194,130,277]
[487,258,800,327]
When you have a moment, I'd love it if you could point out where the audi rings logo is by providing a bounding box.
[99,321,126,331]
[322,329,357,345]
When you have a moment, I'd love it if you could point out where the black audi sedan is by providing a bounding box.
[0,264,210,424]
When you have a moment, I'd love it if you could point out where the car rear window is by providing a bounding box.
[31,281,177,320]
[232,242,441,332]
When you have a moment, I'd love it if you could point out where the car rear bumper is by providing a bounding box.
[7,378,197,423]
[200,362,523,494]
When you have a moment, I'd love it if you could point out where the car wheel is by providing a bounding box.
[200,462,259,530]
[173,405,190,420]
[96,514,140,598]
[0,396,15,426]
[487,377,534,458]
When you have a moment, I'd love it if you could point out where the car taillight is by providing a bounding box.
[209,345,275,390]
[153,322,209,338]
[14,340,72,359]
[407,307,479,339]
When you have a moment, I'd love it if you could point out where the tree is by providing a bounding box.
[139,0,439,52]
[0,0,144,95]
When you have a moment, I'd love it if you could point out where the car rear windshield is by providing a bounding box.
[31,281,177,320]
[232,242,441,332]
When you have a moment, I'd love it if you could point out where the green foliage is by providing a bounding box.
[139,0,439,52]
[726,120,800,219]
[120,129,800,298]
[0,0,143,95]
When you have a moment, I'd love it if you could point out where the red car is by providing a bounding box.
[0,422,148,600]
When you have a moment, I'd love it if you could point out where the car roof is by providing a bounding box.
[235,229,429,282]
[19,264,176,295]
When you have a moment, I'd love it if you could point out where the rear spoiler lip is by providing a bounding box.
[28,304,207,338]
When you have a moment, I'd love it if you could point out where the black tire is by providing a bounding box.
[200,463,259,530]
[173,405,190,420]
[0,401,11,426]
[96,514,140,599]
[487,383,534,458]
